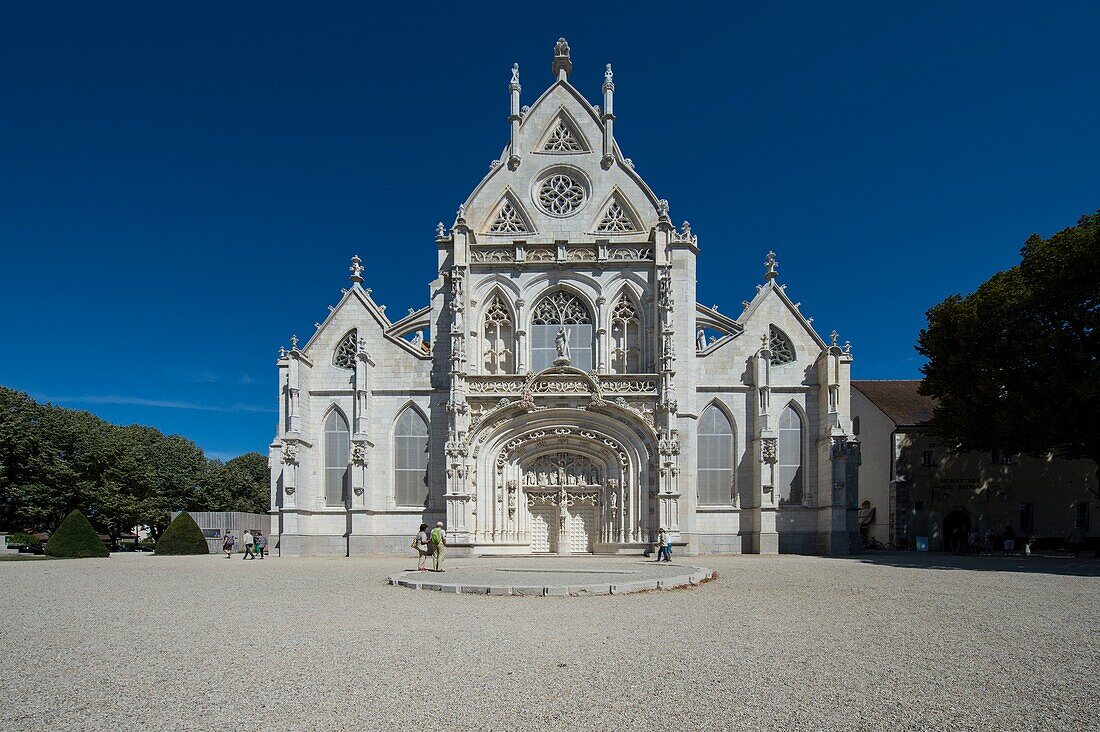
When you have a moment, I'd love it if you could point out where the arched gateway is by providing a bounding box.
[450,366,666,555]
[269,39,861,557]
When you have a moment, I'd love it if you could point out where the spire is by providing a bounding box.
[601,63,615,170]
[349,254,364,284]
[508,63,522,170]
[764,251,778,281]
[552,37,572,81]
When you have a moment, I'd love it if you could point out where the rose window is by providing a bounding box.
[537,174,586,215]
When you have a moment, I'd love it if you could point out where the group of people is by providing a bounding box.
[412,522,447,571]
[950,525,1018,556]
[221,530,267,559]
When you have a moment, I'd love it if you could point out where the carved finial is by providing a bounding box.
[843,340,852,355]
[278,346,286,358]
[436,222,445,238]
[552,38,572,79]
[742,300,751,308]
[314,322,322,330]
[603,63,614,90]
[711,304,718,311]
[510,62,520,87]
[408,308,415,316]
[657,199,670,218]
[681,221,691,236]
[764,251,778,281]
[349,254,364,284]
[760,333,768,349]
[456,204,467,223]
[290,334,299,350]
[830,330,839,347]
[328,305,335,313]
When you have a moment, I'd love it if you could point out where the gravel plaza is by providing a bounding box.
[1,553,1097,731]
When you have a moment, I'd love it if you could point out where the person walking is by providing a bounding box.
[430,522,447,572]
[656,527,672,562]
[412,523,430,571]
[242,530,255,560]
[255,531,267,559]
[982,529,994,556]
[221,531,236,559]
[1067,525,1088,558]
[1003,524,1016,554]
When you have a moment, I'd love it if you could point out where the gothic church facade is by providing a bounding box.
[269,40,861,556]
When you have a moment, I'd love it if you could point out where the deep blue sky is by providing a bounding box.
[1,2,1097,460]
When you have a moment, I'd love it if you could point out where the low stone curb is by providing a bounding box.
[389,564,714,597]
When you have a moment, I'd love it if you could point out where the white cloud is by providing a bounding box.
[36,394,275,414]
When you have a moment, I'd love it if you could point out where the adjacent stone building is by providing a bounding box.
[853,380,1097,549]
[269,39,861,556]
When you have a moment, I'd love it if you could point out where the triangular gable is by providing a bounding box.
[590,189,643,234]
[737,280,829,350]
[483,190,537,235]
[535,107,591,153]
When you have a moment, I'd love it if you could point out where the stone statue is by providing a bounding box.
[697,328,707,351]
[525,470,535,485]
[554,327,570,365]
[411,331,424,348]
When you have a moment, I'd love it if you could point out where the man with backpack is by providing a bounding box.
[429,521,447,572]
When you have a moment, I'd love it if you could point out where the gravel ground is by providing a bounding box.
[1,553,1097,731]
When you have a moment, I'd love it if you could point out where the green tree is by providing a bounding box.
[917,211,1100,489]
[196,452,269,513]
[45,509,110,558]
[155,511,209,555]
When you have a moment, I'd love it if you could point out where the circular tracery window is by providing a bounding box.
[537,173,586,216]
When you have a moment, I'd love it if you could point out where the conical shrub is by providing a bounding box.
[45,509,110,558]
[155,512,209,555]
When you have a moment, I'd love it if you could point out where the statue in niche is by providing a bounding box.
[549,471,559,486]
[554,327,570,365]
[610,491,617,508]
[567,472,576,486]
[525,470,535,485]
[590,468,599,484]
[537,470,546,485]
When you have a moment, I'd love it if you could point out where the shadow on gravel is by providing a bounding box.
[827,551,1100,578]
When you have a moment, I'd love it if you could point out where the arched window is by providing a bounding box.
[769,325,796,365]
[698,405,735,505]
[323,410,350,507]
[333,330,358,370]
[610,295,641,373]
[394,407,429,507]
[778,404,804,504]
[531,291,593,371]
[482,295,514,374]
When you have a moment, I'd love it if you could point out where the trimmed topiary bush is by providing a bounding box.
[155,512,209,555]
[45,510,110,558]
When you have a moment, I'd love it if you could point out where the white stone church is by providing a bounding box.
[269,39,861,556]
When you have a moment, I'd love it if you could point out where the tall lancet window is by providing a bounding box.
[698,405,735,506]
[323,410,350,507]
[394,407,429,507]
[482,295,514,374]
[610,295,641,373]
[531,291,593,371]
[778,404,804,504]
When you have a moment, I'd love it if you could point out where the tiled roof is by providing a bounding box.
[852,380,936,426]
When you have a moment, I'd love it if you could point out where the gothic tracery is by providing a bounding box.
[333,330,357,370]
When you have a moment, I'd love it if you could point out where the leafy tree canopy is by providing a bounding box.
[918,211,1100,479]
[0,387,269,537]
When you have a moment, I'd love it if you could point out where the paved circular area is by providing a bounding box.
[389,557,714,595]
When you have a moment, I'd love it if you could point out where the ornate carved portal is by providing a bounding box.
[479,439,639,554]
[523,452,607,554]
